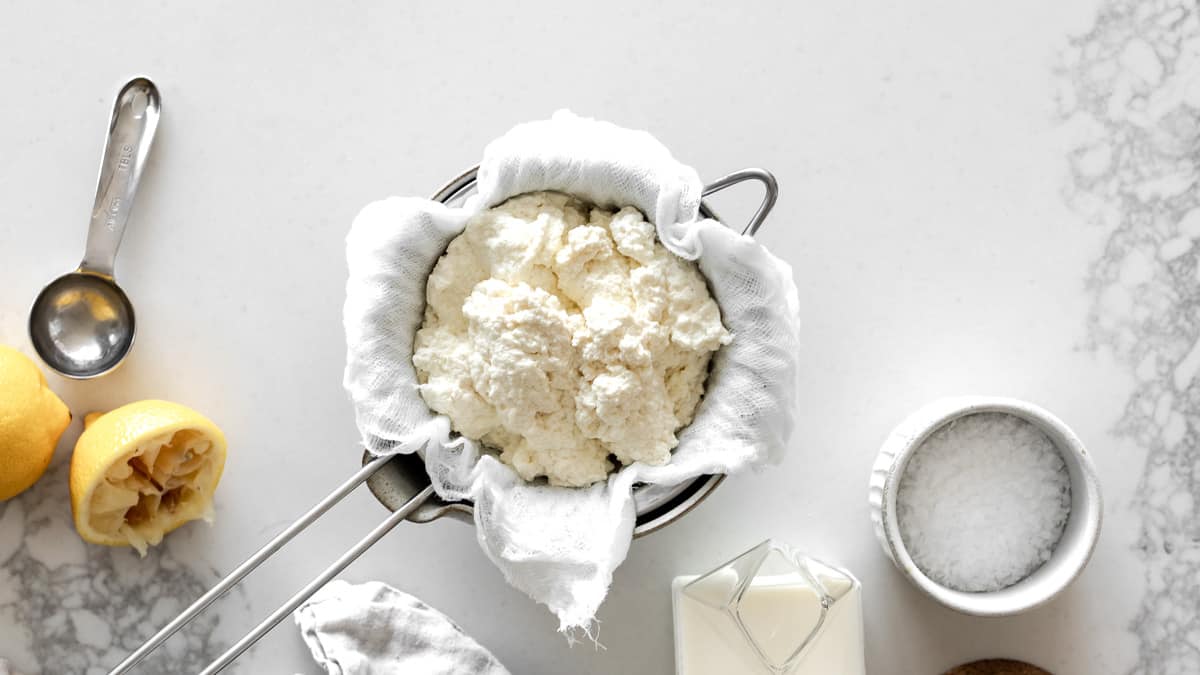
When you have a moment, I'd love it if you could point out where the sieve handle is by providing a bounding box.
[198,484,436,674]
[701,168,778,236]
[107,454,396,675]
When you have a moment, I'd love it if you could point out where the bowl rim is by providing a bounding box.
[876,395,1103,616]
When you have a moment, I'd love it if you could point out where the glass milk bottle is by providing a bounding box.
[672,540,866,675]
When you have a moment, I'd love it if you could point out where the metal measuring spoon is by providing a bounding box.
[29,78,160,378]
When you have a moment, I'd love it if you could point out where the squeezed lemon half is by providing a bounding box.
[70,400,227,555]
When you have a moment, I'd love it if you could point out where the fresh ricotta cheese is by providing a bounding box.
[412,191,729,487]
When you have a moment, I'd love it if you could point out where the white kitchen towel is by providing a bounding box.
[344,111,802,632]
[295,580,510,675]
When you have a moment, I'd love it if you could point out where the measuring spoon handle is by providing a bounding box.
[80,77,161,277]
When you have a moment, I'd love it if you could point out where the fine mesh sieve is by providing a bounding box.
[108,166,778,675]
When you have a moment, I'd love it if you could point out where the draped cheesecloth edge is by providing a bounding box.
[343,110,801,631]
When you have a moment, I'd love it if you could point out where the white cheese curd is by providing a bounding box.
[412,191,730,487]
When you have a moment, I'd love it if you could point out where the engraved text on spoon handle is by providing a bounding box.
[80,77,161,277]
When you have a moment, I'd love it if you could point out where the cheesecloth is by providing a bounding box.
[344,111,801,632]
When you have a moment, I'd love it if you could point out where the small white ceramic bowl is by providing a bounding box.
[868,396,1102,616]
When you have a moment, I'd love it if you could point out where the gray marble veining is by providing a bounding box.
[0,457,236,674]
[1061,0,1200,672]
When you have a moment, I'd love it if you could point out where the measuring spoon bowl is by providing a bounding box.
[29,272,135,379]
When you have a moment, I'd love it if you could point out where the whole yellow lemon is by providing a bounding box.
[0,345,71,500]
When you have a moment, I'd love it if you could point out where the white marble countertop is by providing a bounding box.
[1,1,1196,673]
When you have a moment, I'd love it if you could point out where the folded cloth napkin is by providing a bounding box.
[295,580,510,675]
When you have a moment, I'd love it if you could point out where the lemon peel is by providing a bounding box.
[0,345,70,501]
